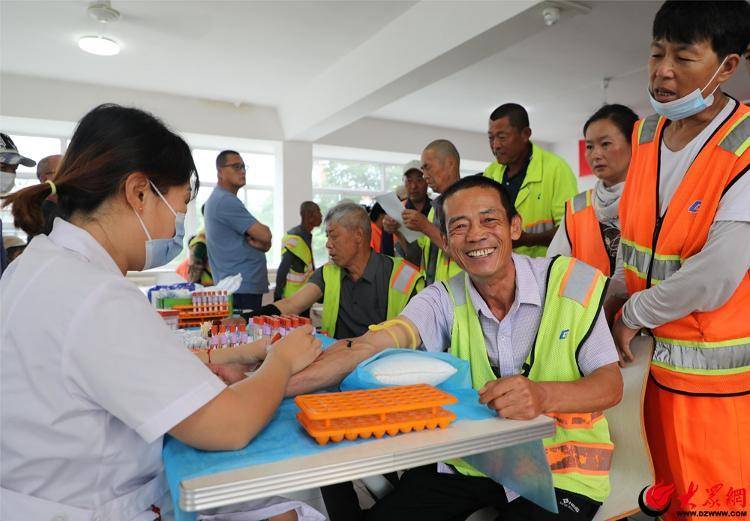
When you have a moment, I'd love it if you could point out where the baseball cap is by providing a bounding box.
[402,160,423,176]
[0,133,36,167]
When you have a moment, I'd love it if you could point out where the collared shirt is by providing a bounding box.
[274,224,313,300]
[0,218,225,517]
[404,197,432,217]
[309,251,396,339]
[204,185,269,294]
[401,254,618,377]
[501,145,533,205]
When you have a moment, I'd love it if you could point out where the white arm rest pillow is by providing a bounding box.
[367,353,457,386]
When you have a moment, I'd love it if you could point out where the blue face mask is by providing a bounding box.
[133,181,186,270]
[648,57,727,121]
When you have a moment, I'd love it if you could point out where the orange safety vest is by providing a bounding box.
[564,189,612,276]
[620,101,750,519]
[370,222,383,253]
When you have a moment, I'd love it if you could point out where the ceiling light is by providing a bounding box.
[78,35,120,56]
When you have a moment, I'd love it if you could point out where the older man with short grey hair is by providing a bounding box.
[245,200,424,340]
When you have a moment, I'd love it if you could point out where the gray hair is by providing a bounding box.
[424,139,460,165]
[324,200,371,238]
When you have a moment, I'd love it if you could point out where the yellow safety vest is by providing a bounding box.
[188,234,213,286]
[484,143,578,258]
[280,233,314,298]
[418,207,463,284]
[321,256,424,337]
[443,256,613,502]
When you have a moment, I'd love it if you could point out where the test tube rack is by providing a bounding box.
[295,384,457,445]
[174,304,230,328]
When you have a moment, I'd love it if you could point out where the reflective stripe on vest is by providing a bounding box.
[281,233,314,298]
[559,258,599,306]
[549,411,604,430]
[391,260,420,293]
[638,114,660,144]
[286,269,313,284]
[652,336,750,375]
[719,113,750,156]
[620,239,681,284]
[524,219,555,234]
[546,442,613,475]
[443,257,612,502]
[571,191,590,213]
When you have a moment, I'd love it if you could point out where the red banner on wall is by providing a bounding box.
[579,140,593,177]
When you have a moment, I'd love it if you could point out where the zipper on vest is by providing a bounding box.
[645,214,664,289]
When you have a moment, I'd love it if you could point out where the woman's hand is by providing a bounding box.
[208,362,256,385]
[238,337,271,363]
[268,324,323,375]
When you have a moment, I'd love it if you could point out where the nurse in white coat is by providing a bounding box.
[0,104,324,521]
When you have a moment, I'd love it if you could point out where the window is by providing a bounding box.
[311,158,405,264]
[1,127,280,272]
[191,149,278,268]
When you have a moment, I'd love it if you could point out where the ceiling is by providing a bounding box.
[2,0,748,144]
[0,1,416,107]
[373,0,750,142]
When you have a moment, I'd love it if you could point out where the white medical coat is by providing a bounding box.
[0,219,323,521]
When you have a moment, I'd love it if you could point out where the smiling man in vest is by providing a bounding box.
[274,201,322,301]
[610,2,750,518]
[484,104,578,258]
[250,200,423,339]
[289,176,622,520]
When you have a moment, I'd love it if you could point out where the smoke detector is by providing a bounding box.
[87,0,121,24]
[542,6,561,26]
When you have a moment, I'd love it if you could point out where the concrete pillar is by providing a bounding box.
[279,141,314,233]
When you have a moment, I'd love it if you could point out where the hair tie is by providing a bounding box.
[45,180,57,195]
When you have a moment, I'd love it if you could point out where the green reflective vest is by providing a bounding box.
[280,233,314,298]
[484,143,578,258]
[321,256,424,337]
[418,207,463,284]
[443,256,613,502]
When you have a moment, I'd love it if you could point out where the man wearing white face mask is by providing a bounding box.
[0,132,36,276]
[607,2,750,518]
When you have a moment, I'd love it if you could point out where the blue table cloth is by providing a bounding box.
[163,346,556,520]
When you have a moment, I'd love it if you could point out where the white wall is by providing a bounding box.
[0,74,284,141]
[319,117,493,164]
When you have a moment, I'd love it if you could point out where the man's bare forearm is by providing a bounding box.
[285,343,379,396]
[285,316,421,396]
